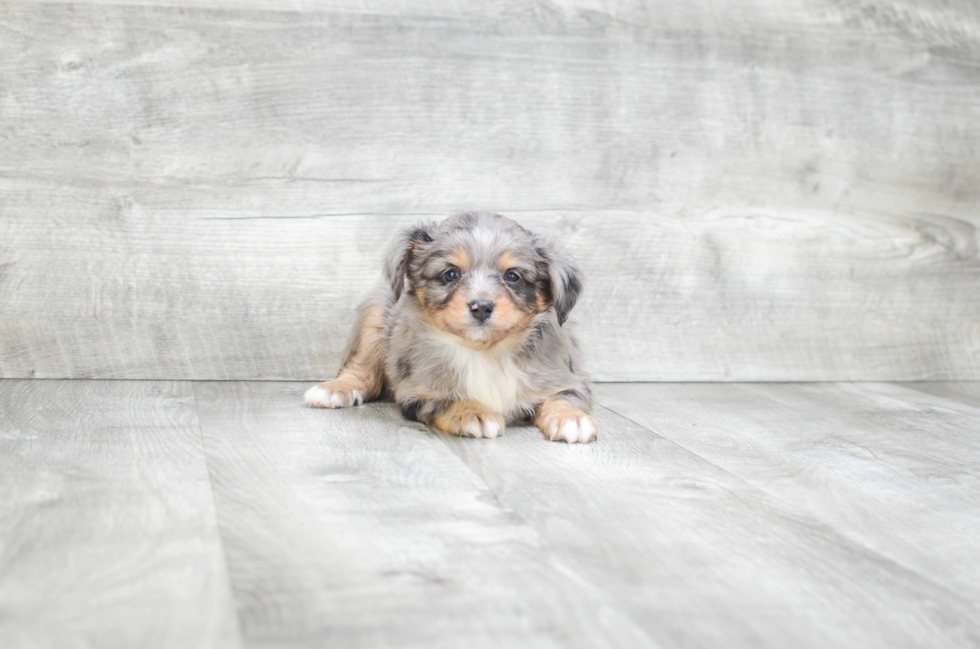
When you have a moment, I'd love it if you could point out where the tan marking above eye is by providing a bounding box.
[497,251,519,272]
[448,248,470,271]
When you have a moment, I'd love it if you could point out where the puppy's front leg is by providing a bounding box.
[400,397,505,439]
[305,302,386,409]
[536,398,597,444]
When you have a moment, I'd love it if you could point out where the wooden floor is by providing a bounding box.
[2,380,979,648]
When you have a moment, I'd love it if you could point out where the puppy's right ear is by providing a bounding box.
[536,242,583,326]
[384,224,434,300]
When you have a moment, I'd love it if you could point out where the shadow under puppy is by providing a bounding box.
[304,212,596,443]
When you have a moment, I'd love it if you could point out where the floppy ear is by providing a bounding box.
[536,243,582,326]
[384,224,434,300]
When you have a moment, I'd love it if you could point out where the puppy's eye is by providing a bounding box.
[442,268,461,283]
[504,270,520,283]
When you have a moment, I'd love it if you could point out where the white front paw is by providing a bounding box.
[462,416,503,439]
[304,383,363,409]
[545,415,597,444]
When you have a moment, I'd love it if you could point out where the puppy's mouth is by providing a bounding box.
[437,313,513,348]
[463,321,496,341]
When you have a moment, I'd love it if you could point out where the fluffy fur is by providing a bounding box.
[304,212,596,443]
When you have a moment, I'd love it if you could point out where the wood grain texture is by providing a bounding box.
[594,381,980,605]
[4,379,980,647]
[440,402,980,648]
[192,381,654,648]
[0,379,241,649]
[904,382,980,409]
[2,1,979,380]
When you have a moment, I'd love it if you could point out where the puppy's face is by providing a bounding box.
[386,213,581,346]
[414,241,543,344]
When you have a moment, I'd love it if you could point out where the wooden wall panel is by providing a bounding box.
[1,0,978,380]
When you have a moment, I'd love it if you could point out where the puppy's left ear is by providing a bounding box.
[384,224,434,300]
[537,243,582,326]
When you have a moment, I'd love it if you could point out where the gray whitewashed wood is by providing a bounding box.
[2,1,980,381]
[4,378,980,647]
[905,382,980,409]
[594,381,980,605]
[192,381,654,649]
[439,403,980,648]
[0,380,242,649]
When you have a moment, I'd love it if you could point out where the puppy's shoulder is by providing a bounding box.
[521,315,579,359]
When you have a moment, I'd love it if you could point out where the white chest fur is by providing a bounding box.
[432,331,526,415]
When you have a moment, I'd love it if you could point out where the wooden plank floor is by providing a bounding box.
[0,380,241,649]
[2,380,979,648]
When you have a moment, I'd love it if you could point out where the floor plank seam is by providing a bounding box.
[189,382,249,649]
[591,399,980,607]
[429,428,663,645]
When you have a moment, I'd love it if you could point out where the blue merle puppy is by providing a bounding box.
[305,212,596,443]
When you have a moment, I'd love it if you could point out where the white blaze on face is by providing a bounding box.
[462,266,501,339]
[465,270,497,303]
[471,227,496,249]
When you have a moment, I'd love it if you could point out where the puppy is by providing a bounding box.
[304,212,597,443]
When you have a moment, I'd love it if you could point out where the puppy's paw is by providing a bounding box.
[542,414,597,443]
[434,400,505,439]
[536,401,598,444]
[304,378,365,409]
[459,413,504,439]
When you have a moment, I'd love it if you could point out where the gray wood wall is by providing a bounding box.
[2,0,979,381]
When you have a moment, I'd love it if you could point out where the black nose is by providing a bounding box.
[469,300,494,323]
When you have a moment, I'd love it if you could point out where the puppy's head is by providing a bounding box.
[385,212,582,345]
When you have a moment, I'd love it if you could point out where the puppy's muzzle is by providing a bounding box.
[469,300,494,323]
